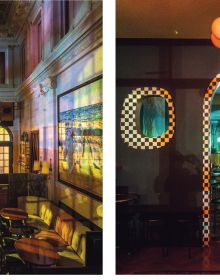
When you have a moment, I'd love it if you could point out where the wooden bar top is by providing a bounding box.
[15,238,59,266]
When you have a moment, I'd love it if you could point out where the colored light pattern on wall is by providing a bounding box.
[203,74,220,246]
[58,78,102,197]
[59,183,102,228]
[120,87,175,150]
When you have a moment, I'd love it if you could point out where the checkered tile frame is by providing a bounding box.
[121,87,175,150]
[203,75,220,246]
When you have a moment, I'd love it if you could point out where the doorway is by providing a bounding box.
[203,74,220,246]
[209,83,220,243]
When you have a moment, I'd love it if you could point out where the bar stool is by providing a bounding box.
[175,218,195,258]
[161,215,202,258]
[141,216,170,258]
[143,218,164,245]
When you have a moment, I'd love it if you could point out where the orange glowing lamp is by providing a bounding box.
[212,17,220,39]
[211,33,220,48]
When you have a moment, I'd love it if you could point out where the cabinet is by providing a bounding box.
[20,140,30,173]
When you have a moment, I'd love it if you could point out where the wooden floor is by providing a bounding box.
[117,243,220,274]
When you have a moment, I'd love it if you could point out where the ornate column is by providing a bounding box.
[38,76,57,201]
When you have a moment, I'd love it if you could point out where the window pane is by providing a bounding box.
[0,126,11,174]
[4,167,8,174]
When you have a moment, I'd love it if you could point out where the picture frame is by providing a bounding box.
[58,76,102,200]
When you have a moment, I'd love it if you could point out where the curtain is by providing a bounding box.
[30,131,39,171]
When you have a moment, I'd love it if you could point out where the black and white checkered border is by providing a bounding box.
[203,75,220,246]
[121,87,175,150]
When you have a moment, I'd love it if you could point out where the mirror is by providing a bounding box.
[209,88,220,241]
[121,86,175,150]
[137,96,169,137]
[210,92,220,156]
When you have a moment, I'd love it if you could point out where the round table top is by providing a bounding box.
[116,193,139,204]
[15,238,59,266]
[0,207,28,221]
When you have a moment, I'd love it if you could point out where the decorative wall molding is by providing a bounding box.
[39,76,57,96]
[0,87,18,102]
[17,4,102,100]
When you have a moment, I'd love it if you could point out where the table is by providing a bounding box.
[0,207,28,227]
[15,238,59,266]
[0,207,28,221]
[116,193,139,204]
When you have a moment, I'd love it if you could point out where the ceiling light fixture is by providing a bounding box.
[211,17,220,48]
[212,17,220,39]
[211,33,220,48]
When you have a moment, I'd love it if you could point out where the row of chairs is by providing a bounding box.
[0,217,35,274]
[117,206,203,258]
[141,215,203,257]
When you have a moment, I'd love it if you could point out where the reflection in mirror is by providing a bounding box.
[138,96,169,137]
[210,87,220,242]
[211,91,220,156]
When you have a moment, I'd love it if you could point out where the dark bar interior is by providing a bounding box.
[116,0,220,274]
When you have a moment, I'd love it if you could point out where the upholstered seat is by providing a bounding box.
[17,196,91,269]
[57,246,84,267]
[35,230,68,250]
[17,196,48,215]
[26,215,50,230]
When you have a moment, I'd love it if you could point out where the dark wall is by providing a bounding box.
[116,40,220,209]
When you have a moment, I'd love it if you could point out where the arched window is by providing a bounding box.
[0,126,13,174]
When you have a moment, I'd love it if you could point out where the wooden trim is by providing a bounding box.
[58,179,102,202]
[58,201,102,231]
[58,74,102,99]
[116,38,213,46]
[116,78,211,89]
